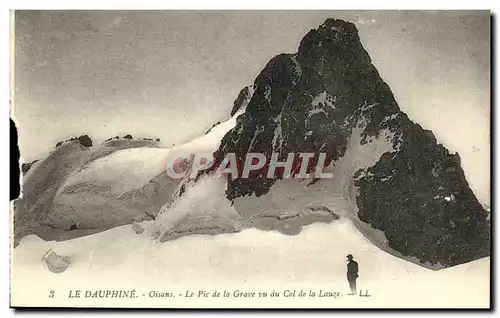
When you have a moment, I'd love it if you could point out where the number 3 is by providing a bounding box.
[49,290,54,298]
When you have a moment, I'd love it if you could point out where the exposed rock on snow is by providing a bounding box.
[21,159,39,175]
[14,18,489,271]
[12,220,490,308]
[55,135,93,148]
[308,205,340,220]
[77,135,93,147]
[43,250,71,273]
[133,213,155,223]
[131,223,145,234]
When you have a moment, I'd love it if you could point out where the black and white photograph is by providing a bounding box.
[9,9,491,309]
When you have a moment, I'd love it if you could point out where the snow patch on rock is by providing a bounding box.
[272,113,284,151]
[311,91,336,109]
[308,108,328,117]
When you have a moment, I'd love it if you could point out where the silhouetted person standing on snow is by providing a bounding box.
[346,254,358,295]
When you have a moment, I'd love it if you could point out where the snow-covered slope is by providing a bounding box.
[50,147,173,229]
[13,86,255,246]
[12,219,489,308]
[13,138,175,245]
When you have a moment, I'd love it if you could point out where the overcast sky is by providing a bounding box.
[13,10,490,204]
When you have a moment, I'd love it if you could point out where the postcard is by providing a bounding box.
[10,10,491,308]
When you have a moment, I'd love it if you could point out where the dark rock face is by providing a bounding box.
[207,19,489,267]
[78,135,92,147]
[43,251,71,273]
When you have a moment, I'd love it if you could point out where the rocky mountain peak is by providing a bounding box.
[201,18,489,268]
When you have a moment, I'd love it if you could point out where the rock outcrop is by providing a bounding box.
[43,250,71,273]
